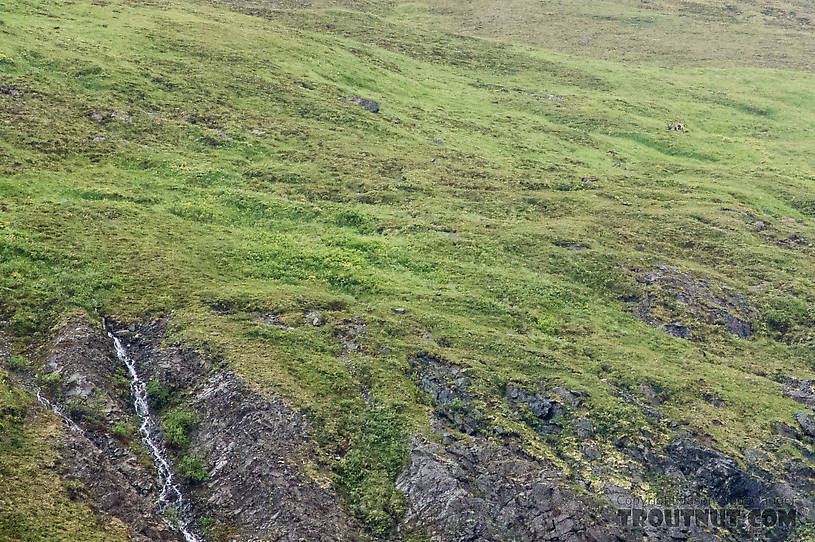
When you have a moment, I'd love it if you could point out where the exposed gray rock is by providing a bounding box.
[504,384,568,435]
[188,371,355,540]
[35,315,358,542]
[339,96,380,113]
[306,310,323,326]
[581,444,601,460]
[772,422,798,439]
[397,435,620,542]
[796,412,815,437]
[37,315,181,541]
[335,318,367,355]
[782,378,815,407]
[59,428,183,542]
[664,323,690,338]
[412,353,482,435]
[576,417,595,439]
[122,319,356,541]
[622,265,757,340]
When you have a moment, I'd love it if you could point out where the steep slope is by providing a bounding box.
[1,0,815,540]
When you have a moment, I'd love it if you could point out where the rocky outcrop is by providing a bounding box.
[400,354,811,542]
[37,315,181,541]
[118,318,357,541]
[621,265,757,340]
[402,354,622,541]
[397,435,620,542]
[339,96,380,113]
[411,353,483,435]
[783,378,815,408]
[33,314,357,542]
[24,315,815,542]
[188,371,355,540]
[58,428,183,542]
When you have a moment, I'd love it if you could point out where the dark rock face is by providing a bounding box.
[24,316,815,542]
[39,315,181,541]
[35,315,356,542]
[404,357,621,542]
[783,378,815,408]
[403,355,813,542]
[119,320,357,542]
[411,353,482,435]
[660,436,766,506]
[339,96,380,113]
[188,371,355,541]
[397,436,620,542]
[59,430,183,542]
[504,384,565,434]
[795,412,815,437]
[622,264,757,340]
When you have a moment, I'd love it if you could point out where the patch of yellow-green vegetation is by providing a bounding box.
[383,0,815,72]
[1,0,815,536]
[0,368,131,541]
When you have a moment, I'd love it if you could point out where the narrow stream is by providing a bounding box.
[104,321,201,542]
[36,388,84,434]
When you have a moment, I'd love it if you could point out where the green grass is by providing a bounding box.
[1,0,815,538]
[0,368,130,541]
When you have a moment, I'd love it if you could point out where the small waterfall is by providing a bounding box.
[36,388,84,434]
[105,321,201,542]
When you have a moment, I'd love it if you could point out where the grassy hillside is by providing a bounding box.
[1,0,814,538]
[390,0,815,71]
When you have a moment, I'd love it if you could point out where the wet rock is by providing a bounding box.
[38,315,182,541]
[38,316,358,541]
[123,319,357,541]
[59,429,183,542]
[123,318,210,394]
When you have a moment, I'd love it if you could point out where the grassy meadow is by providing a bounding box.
[1,0,814,537]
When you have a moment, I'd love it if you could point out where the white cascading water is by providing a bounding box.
[36,388,84,434]
[105,322,201,542]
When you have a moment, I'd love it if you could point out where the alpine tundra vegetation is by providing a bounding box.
[1,0,815,540]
